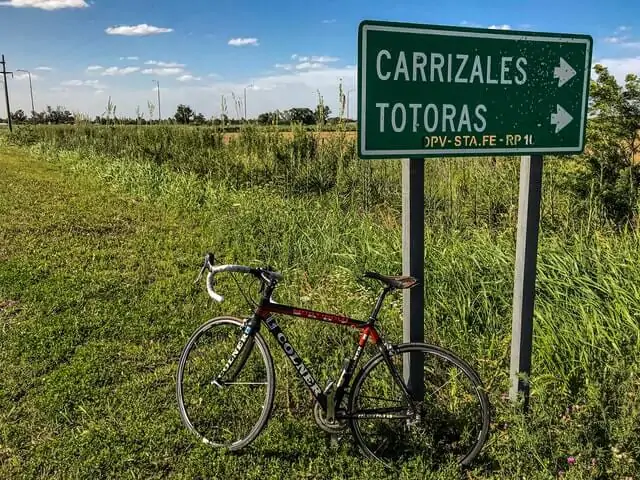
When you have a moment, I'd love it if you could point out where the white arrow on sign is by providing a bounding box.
[553,57,576,87]
[550,104,573,133]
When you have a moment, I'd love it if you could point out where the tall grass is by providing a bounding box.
[3,125,640,477]
[7,123,607,235]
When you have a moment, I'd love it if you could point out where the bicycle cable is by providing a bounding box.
[230,271,259,310]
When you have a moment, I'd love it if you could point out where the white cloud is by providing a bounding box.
[14,72,39,81]
[228,37,259,46]
[86,65,104,71]
[296,62,326,70]
[35,66,52,71]
[289,55,338,65]
[275,63,293,70]
[101,66,140,76]
[105,24,173,36]
[120,56,139,61]
[199,66,357,117]
[7,65,357,120]
[141,67,184,76]
[604,35,631,44]
[593,56,640,83]
[488,24,511,30]
[144,60,185,68]
[322,19,336,24]
[0,0,87,9]
[604,35,640,48]
[602,26,640,49]
[61,79,105,89]
[310,56,339,63]
[177,74,202,82]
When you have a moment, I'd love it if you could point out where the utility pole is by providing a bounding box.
[1,54,13,132]
[16,69,35,118]
[244,83,254,122]
[346,88,355,120]
[152,80,161,122]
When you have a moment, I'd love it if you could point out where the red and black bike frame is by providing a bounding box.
[255,303,379,412]
[237,278,417,418]
[211,272,418,419]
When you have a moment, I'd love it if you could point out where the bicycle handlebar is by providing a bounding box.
[206,271,224,302]
[198,253,283,303]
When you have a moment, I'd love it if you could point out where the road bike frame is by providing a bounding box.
[257,302,379,413]
[214,277,418,421]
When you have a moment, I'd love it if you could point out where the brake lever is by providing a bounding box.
[194,263,207,284]
[194,252,214,284]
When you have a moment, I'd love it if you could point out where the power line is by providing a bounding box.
[1,54,14,132]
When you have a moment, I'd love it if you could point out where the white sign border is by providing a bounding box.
[359,23,593,157]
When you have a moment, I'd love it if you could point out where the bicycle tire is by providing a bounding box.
[176,316,276,450]
[348,342,490,468]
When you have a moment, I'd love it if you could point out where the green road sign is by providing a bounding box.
[357,20,593,158]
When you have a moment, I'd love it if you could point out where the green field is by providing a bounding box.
[1,124,640,479]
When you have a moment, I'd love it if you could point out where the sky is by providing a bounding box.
[0,0,639,119]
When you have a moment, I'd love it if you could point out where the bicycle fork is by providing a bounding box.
[211,317,259,387]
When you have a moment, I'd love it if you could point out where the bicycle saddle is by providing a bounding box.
[363,271,418,290]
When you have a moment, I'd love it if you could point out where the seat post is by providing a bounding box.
[368,286,393,323]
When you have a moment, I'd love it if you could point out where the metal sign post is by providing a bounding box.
[402,158,425,399]
[357,19,592,407]
[509,154,543,410]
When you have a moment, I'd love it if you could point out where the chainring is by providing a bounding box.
[313,401,348,434]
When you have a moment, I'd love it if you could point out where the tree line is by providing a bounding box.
[2,103,351,127]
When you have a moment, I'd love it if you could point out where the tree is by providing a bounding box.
[42,105,73,124]
[287,107,315,125]
[174,104,195,124]
[11,109,26,123]
[589,64,640,159]
[213,114,229,126]
[193,112,206,125]
[257,111,279,125]
[573,64,640,226]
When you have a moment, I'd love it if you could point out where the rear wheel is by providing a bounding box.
[348,343,490,468]
[176,316,275,450]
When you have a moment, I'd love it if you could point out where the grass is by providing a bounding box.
[1,126,640,478]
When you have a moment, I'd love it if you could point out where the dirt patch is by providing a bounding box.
[0,299,19,311]
[0,299,21,333]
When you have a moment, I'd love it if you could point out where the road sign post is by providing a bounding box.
[509,154,543,410]
[357,20,592,407]
[402,157,424,400]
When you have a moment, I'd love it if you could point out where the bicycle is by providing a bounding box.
[176,253,490,468]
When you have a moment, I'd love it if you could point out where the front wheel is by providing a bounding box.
[176,316,276,450]
[348,343,490,468]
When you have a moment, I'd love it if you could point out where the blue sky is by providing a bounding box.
[0,0,639,118]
